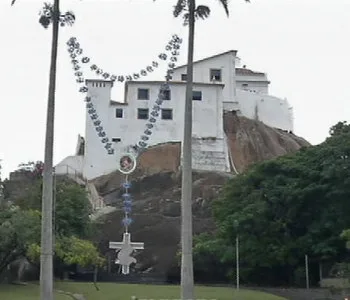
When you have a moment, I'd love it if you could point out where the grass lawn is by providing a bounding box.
[0,282,286,300]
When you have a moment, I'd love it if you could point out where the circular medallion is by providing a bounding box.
[118,153,136,175]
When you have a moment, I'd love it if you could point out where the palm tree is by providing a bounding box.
[11,1,74,300]
[171,1,249,299]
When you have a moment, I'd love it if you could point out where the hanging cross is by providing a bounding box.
[109,232,144,275]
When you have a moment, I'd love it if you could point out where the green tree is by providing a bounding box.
[7,177,92,239]
[0,208,41,275]
[55,236,104,268]
[55,180,92,238]
[27,236,104,272]
[195,124,350,285]
[329,121,350,136]
[0,180,100,282]
[192,233,231,282]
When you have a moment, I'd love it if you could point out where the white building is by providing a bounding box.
[56,50,294,180]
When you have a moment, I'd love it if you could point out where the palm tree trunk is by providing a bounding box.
[181,0,195,299]
[40,0,60,299]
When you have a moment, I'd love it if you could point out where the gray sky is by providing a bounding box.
[0,0,349,178]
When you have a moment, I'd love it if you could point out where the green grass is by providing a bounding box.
[0,282,286,300]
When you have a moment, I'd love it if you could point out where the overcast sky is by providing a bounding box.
[0,0,349,178]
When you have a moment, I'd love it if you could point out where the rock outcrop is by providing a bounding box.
[94,171,230,274]
[224,111,309,173]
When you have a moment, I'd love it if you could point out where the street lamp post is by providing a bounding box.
[234,220,240,291]
[236,234,239,291]
[305,254,309,289]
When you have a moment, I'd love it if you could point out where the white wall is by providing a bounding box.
[55,155,83,176]
[83,80,118,180]
[109,81,225,146]
[83,80,225,179]
[236,81,269,94]
[236,89,293,132]
[235,71,269,94]
[235,73,268,83]
[172,51,237,103]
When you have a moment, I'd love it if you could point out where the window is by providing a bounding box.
[210,69,222,81]
[162,89,171,100]
[115,108,123,118]
[137,108,149,119]
[161,109,173,120]
[181,74,187,81]
[137,88,149,100]
[192,91,202,101]
[112,138,121,142]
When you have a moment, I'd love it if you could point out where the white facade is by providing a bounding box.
[171,51,293,131]
[236,89,293,131]
[82,80,229,179]
[235,67,270,94]
[56,50,294,180]
[172,50,237,105]
[83,80,117,178]
[109,81,225,143]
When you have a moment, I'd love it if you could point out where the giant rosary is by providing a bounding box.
[66,34,183,274]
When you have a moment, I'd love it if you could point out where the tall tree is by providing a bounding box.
[1,176,96,278]
[11,1,74,299]
[170,0,249,298]
[0,208,41,276]
[192,122,350,285]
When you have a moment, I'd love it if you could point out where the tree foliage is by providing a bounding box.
[55,180,92,238]
[0,175,100,277]
[27,236,104,268]
[6,178,93,238]
[0,208,41,274]
[329,121,350,137]
[11,1,75,28]
[194,122,350,285]
[38,2,75,28]
[171,0,233,25]
[192,233,233,282]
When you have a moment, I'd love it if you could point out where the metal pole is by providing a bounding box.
[53,171,56,251]
[305,254,309,289]
[236,234,239,291]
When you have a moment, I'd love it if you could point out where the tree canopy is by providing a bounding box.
[0,208,41,274]
[0,174,103,278]
[194,121,350,285]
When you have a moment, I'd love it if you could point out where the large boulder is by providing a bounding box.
[94,171,229,274]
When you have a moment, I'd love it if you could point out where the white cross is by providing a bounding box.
[109,232,144,275]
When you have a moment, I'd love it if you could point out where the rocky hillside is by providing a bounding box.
[1,115,310,277]
[224,111,309,172]
[92,113,310,275]
[94,171,229,275]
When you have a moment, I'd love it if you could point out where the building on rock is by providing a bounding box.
[56,50,294,180]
